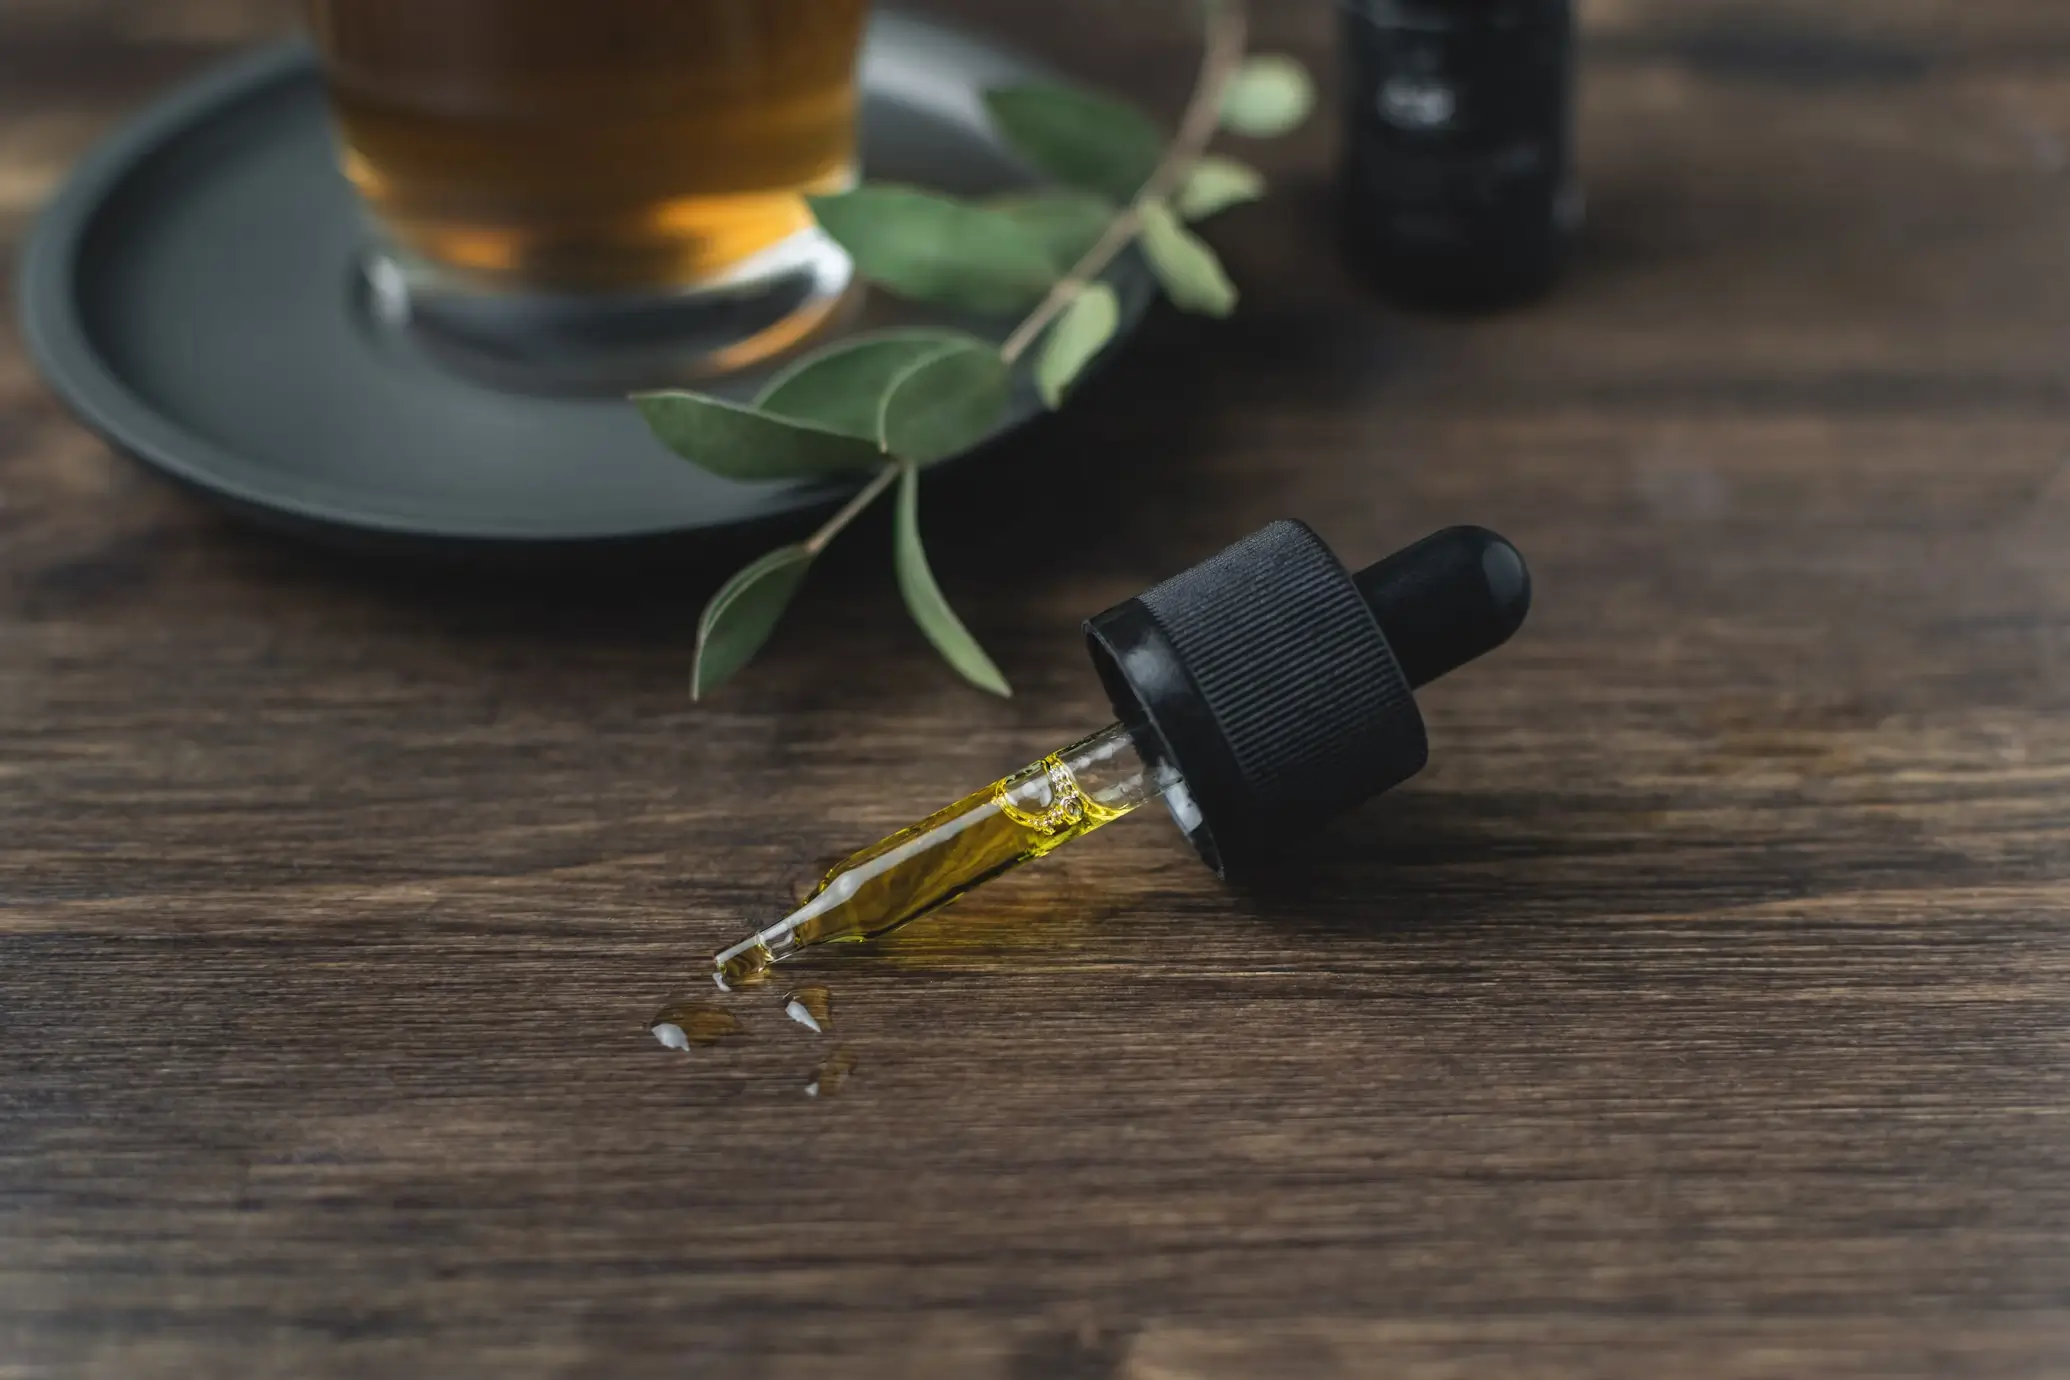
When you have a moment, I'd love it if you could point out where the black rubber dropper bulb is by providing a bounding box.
[1356,525,1532,690]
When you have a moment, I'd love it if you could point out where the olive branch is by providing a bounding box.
[635,0,1312,699]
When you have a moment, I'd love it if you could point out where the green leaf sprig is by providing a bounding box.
[636,0,1314,699]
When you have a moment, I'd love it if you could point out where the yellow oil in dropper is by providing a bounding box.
[712,721,1181,989]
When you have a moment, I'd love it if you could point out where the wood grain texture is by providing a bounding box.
[5,1,2070,1376]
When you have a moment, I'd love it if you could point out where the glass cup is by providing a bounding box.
[304,0,872,390]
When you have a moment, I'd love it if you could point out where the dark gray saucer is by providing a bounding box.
[18,14,1153,554]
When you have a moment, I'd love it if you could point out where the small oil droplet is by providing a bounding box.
[649,1001,741,1051]
[804,1048,858,1098]
[785,985,833,1035]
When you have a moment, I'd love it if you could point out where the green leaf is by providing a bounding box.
[894,464,1011,697]
[1176,155,1267,221]
[1037,284,1121,410]
[809,186,1058,315]
[877,341,1012,466]
[1220,54,1317,138]
[984,83,1167,202]
[693,545,816,699]
[634,392,880,481]
[1138,199,1238,317]
[985,190,1116,273]
[756,329,992,441]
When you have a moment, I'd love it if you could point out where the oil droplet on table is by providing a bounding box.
[785,985,832,1035]
[804,1048,858,1098]
[649,1001,742,1051]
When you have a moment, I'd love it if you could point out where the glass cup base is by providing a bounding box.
[359,225,858,397]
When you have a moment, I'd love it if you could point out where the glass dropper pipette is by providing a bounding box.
[712,523,1532,990]
[713,718,1181,987]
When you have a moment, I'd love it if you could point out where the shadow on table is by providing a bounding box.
[1220,783,1823,942]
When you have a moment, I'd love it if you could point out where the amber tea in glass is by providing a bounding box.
[305,0,871,385]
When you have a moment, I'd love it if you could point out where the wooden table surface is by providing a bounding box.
[7,1,2070,1375]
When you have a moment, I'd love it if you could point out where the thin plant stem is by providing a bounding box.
[805,462,900,556]
[999,0,1251,365]
[813,0,1252,551]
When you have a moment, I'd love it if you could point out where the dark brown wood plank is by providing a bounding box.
[4,1,2069,1376]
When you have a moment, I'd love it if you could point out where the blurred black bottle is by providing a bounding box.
[1339,0,1579,310]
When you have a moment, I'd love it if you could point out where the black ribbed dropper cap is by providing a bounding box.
[1085,521,1529,877]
